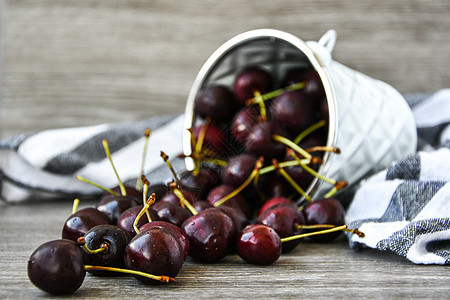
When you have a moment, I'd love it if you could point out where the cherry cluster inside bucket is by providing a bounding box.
[27,66,365,295]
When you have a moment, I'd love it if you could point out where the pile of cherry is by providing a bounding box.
[27,66,364,295]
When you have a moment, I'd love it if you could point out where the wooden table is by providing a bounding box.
[1,1,449,299]
[1,200,449,299]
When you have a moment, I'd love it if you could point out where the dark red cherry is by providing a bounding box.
[95,195,140,224]
[271,90,317,133]
[258,197,297,216]
[195,85,238,122]
[147,183,169,201]
[27,239,85,295]
[283,68,325,101]
[245,121,286,159]
[221,153,258,187]
[62,207,111,242]
[152,201,192,227]
[181,208,235,262]
[192,200,214,212]
[82,225,131,276]
[140,221,190,261]
[178,167,220,199]
[116,205,160,238]
[104,185,142,201]
[237,224,282,265]
[192,123,225,156]
[207,184,250,218]
[257,203,306,253]
[231,107,260,144]
[234,66,273,104]
[124,226,184,284]
[302,198,346,242]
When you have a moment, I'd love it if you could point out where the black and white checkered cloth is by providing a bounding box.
[0,89,449,265]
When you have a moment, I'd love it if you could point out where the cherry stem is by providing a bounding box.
[102,139,127,196]
[83,265,176,283]
[160,151,181,187]
[213,157,264,207]
[254,91,268,121]
[293,119,327,144]
[76,176,119,197]
[136,128,151,191]
[280,225,349,243]
[77,237,108,254]
[170,184,198,215]
[306,146,341,154]
[134,192,156,235]
[141,175,153,223]
[72,198,80,214]
[294,224,365,238]
[272,134,312,161]
[245,81,306,106]
[272,159,312,202]
[258,158,310,175]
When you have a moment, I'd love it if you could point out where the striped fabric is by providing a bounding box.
[346,89,450,265]
[0,89,448,264]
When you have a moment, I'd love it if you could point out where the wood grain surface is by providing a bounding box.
[1,0,450,138]
[1,1,449,299]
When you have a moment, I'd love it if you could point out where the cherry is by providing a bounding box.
[302,198,346,242]
[95,195,140,224]
[178,167,220,199]
[192,123,225,156]
[234,66,273,104]
[159,189,200,206]
[140,221,190,261]
[192,200,214,212]
[27,239,86,295]
[257,203,306,252]
[258,197,297,216]
[237,224,281,265]
[117,205,160,238]
[195,85,238,122]
[124,226,184,284]
[152,201,192,228]
[104,185,142,201]
[181,207,235,262]
[80,225,131,276]
[221,153,258,188]
[270,90,317,133]
[245,121,286,159]
[283,68,325,101]
[62,207,111,242]
[207,184,250,218]
[231,107,260,144]
[147,183,169,200]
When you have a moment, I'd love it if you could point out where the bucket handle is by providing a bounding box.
[318,29,337,54]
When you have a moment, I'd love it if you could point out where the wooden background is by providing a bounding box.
[1,0,450,138]
[0,1,449,299]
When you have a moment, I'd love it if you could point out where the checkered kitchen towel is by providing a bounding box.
[346,89,450,265]
[0,89,449,264]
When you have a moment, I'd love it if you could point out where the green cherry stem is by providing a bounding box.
[134,192,156,235]
[171,185,198,216]
[245,81,306,106]
[280,225,349,243]
[258,158,310,175]
[272,159,312,202]
[160,151,181,187]
[77,237,108,254]
[293,119,327,144]
[76,176,119,197]
[214,157,264,208]
[294,224,365,238]
[71,198,80,214]
[272,134,312,161]
[136,128,151,191]
[83,265,176,283]
[102,139,127,196]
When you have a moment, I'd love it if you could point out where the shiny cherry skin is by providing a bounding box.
[258,197,297,216]
[140,221,190,261]
[124,226,184,284]
[96,195,140,224]
[245,121,286,159]
[234,66,273,104]
[181,208,235,262]
[257,203,306,253]
[82,225,131,276]
[178,167,221,199]
[192,123,225,156]
[207,184,250,218]
[116,205,160,238]
[27,239,85,295]
[152,201,192,227]
[302,198,346,242]
[195,85,238,122]
[62,207,111,242]
[221,153,258,188]
[237,224,282,265]
[231,107,260,144]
